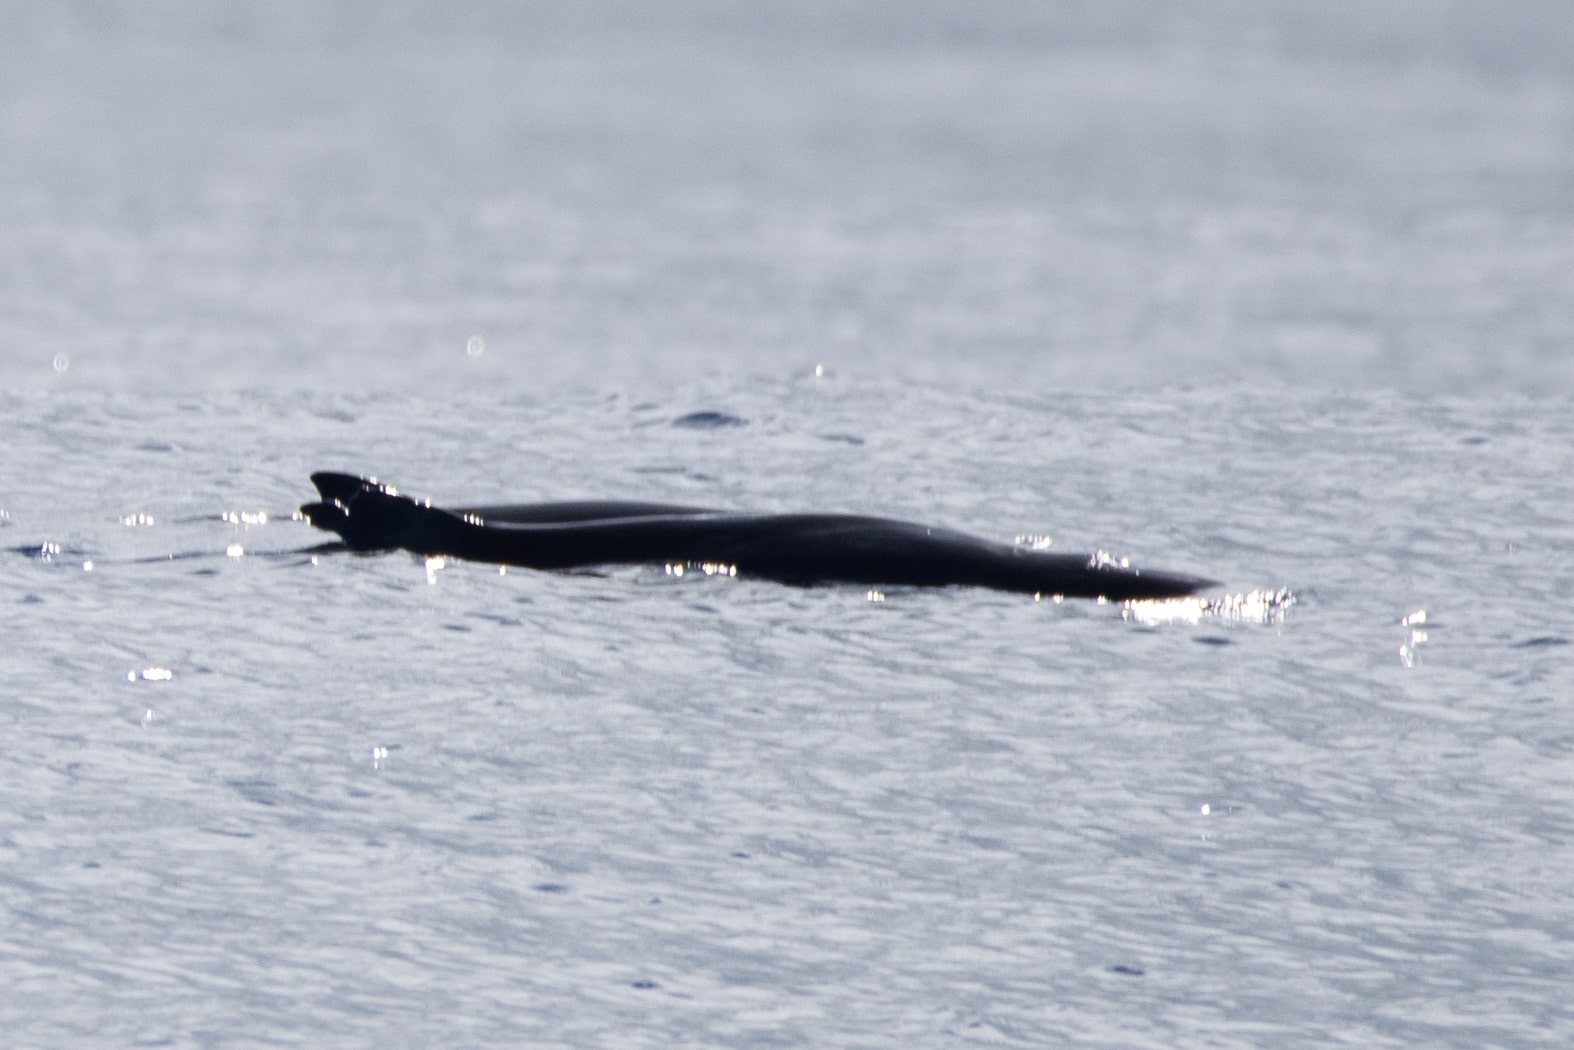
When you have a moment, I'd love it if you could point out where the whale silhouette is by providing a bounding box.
[300,472,1216,600]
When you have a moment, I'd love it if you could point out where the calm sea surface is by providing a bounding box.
[3,3,1573,1048]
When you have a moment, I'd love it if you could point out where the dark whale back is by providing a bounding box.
[300,472,1216,601]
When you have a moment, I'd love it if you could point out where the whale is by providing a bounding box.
[299,472,1216,600]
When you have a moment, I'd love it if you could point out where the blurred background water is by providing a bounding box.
[3,3,1573,1048]
[3,0,1572,395]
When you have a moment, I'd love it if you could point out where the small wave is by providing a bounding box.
[672,410,748,429]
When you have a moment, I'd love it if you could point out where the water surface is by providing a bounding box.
[3,3,1573,1047]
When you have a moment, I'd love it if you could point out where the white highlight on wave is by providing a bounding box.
[664,562,739,578]
[1121,587,1297,626]
[1399,608,1428,667]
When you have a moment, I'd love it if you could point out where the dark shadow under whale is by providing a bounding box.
[299,472,1217,601]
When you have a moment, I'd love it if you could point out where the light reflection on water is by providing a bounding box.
[1399,607,1429,667]
[1122,587,1297,627]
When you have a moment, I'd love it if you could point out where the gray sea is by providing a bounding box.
[4,3,1573,1048]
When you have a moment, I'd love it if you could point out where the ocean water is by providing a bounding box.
[4,3,1574,1048]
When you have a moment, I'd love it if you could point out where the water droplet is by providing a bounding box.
[466,335,485,358]
[52,353,70,374]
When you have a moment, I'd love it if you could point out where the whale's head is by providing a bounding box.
[301,473,441,553]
